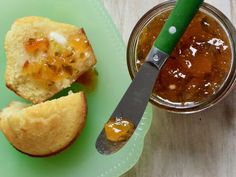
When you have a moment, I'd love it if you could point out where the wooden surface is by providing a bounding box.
[102,0,236,177]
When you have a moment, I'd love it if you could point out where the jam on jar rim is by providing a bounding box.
[127,2,236,113]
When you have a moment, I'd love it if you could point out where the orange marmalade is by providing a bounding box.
[23,30,90,87]
[76,68,98,91]
[104,117,135,142]
[137,10,231,103]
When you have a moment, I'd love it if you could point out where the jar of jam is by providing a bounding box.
[127,1,236,113]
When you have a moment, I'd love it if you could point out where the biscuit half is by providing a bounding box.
[5,16,96,103]
[0,92,87,157]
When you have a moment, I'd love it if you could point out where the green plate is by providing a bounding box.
[0,0,152,177]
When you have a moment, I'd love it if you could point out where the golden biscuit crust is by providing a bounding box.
[0,92,87,157]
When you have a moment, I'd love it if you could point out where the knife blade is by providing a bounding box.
[96,47,168,154]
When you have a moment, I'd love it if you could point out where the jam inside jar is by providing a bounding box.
[136,9,232,106]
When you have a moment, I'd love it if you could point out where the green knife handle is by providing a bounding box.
[154,0,204,55]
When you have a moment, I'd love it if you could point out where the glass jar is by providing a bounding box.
[127,1,236,113]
